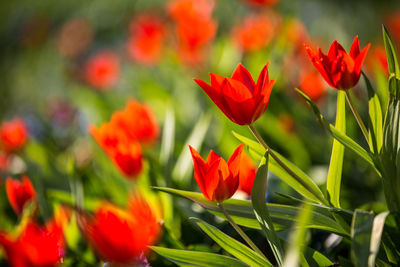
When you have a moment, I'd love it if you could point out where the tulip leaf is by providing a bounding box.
[150,246,249,267]
[351,209,375,267]
[368,212,389,267]
[382,25,400,78]
[251,152,284,265]
[363,72,383,154]
[153,187,348,236]
[191,218,272,266]
[232,131,328,205]
[296,89,380,176]
[326,90,346,208]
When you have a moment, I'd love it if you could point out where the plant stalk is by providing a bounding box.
[345,90,370,145]
[248,124,327,205]
[217,202,266,259]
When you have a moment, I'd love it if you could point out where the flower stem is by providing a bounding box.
[248,124,328,205]
[345,90,370,145]
[217,202,266,258]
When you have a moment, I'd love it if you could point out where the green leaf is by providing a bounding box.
[153,187,348,236]
[160,103,175,166]
[232,131,328,205]
[251,152,284,265]
[351,209,375,267]
[363,72,383,154]
[283,204,313,267]
[172,112,211,184]
[326,91,346,208]
[150,246,249,267]
[368,212,389,267]
[382,25,400,77]
[191,218,272,266]
[300,246,334,267]
[296,89,380,176]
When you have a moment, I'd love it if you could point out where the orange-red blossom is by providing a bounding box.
[305,36,370,90]
[189,145,243,202]
[194,63,275,125]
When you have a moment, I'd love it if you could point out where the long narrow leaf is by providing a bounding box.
[252,152,283,265]
[296,89,380,176]
[368,212,389,267]
[153,187,349,236]
[327,91,346,208]
[232,131,327,205]
[150,246,249,267]
[191,218,272,266]
[382,25,400,77]
[351,209,375,267]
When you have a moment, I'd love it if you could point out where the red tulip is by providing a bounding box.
[189,144,243,202]
[127,15,166,65]
[238,153,257,196]
[6,176,36,216]
[82,196,160,264]
[84,51,120,90]
[90,122,143,178]
[168,0,217,64]
[305,36,370,90]
[0,220,65,267]
[111,100,159,145]
[0,118,28,154]
[194,63,275,125]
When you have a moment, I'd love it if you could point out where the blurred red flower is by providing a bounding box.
[0,152,10,173]
[111,100,159,145]
[6,176,36,216]
[189,144,243,202]
[0,118,28,154]
[0,219,65,267]
[298,69,327,102]
[238,153,257,196]
[84,51,120,90]
[90,122,143,178]
[232,13,274,52]
[194,63,275,125]
[243,0,279,6]
[305,36,370,90]
[127,15,166,65]
[57,18,93,58]
[168,0,217,64]
[82,196,161,264]
[366,45,388,74]
[386,12,400,46]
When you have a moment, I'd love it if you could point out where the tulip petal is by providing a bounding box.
[227,144,244,178]
[206,150,220,165]
[254,62,270,96]
[189,146,210,200]
[223,77,253,101]
[349,36,360,58]
[354,43,371,74]
[231,63,256,92]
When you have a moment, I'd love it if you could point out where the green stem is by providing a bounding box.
[248,124,327,205]
[217,202,266,259]
[345,90,370,145]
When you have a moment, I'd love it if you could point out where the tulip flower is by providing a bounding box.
[0,118,28,154]
[189,144,243,202]
[6,176,36,216]
[194,63,275,125]
[127,15,166,65]
[0,220,65,267]
[111,100,159,145]
[89,122,143,178]
[84,51,120,90]
[232,14,275,52]
[82,196,160,264]
[238,153,257,196]
[305,36,370,90]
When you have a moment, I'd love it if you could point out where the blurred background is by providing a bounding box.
[0,0,400,265]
